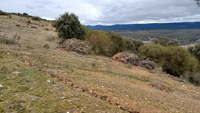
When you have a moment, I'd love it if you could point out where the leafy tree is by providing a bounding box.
[153,37,179,46]
[52,12,85,40]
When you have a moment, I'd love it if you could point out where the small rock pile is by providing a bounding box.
[112,52,155,70]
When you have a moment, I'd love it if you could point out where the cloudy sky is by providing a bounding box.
[0,0,200,25]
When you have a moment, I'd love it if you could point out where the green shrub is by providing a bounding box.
[23,13,29,16]
[108,32,126,55]
[139,44,198,77]
[0,10,7,15]
[188,44,200,61]
[162,46,198,77]
[86,30,113,56]
[123,38,135,52]
[153,37,179,46]
[131,39,144,51]
[52,12,85,40]
[139,44,165,63]
[181,72,200,85]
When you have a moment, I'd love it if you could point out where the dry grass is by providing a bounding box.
[0,14,200,113]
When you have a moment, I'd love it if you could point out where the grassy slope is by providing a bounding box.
[0,14,200,113]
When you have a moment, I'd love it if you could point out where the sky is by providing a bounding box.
[0,0,200,25]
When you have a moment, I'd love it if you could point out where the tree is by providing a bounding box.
[52,12,85,40]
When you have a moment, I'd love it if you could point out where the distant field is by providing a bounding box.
[112,29,200,45]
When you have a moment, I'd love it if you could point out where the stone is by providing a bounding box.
[0,84,3,88]
[47,80,51,83]
[112,53,127,64]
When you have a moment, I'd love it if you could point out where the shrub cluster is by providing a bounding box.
[153,37,179,46]
[139,44,199,77]
[188,44,200,61]
[85,30,141,56]
[0,10,7,15]
[181,72,200,85]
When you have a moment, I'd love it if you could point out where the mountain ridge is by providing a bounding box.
[87,22,200,30]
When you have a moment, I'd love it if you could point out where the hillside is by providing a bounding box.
[0,14,200,113]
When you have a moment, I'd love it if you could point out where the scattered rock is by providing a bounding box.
[112,53,128,64]
[61,97,66,100]
[112,52,155,70]
[149,82,165,91]
[43,44,50,49]
[47,80,51,83]
[0,84,3,88]
[12,71,21,75]
[100,96,108,101]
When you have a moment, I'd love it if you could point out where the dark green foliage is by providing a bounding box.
[108,32,126,55]
[182,72,200,85]
[139,45,165,63]
[188,44,200,61]
[23,13,28,16]
[124,38,135,52]
[153,37,179,46]
[139,45,198,77]
[131,39,144,51]
[0,10,7,15]
[52,12,85,40]
[162,46,198,77]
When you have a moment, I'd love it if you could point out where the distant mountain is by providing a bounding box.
[87,22,200,30]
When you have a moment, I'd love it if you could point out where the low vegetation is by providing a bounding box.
[153,37,179,46]
[139,44,199,77]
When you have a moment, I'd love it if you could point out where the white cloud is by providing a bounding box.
[0,0,200,25]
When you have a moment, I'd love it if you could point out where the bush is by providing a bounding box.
[188,44,200,61]
[108,32,126,55]
[181,72,200,85]
[0,36,17,44]
[139,45,198,77]
[123,38,135,52]
[131,39,144,51]
[153,37,179,46]
[23,13,29,16]
[0,10,7,15]
[52,12,85,40]
[139,44,165,63]
[86,30,113,56]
